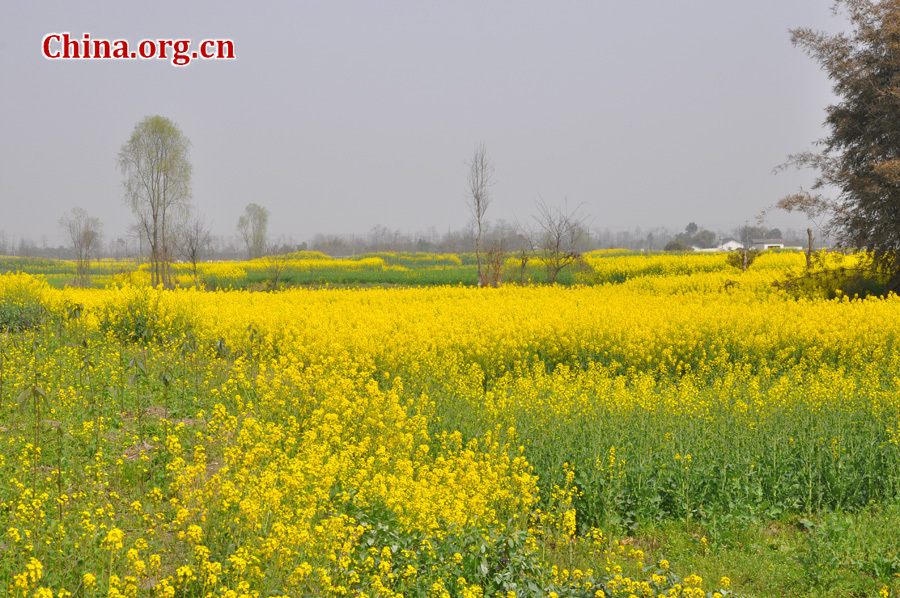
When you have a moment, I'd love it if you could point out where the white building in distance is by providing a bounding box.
[693,239,744,252]
[751,238,786,250]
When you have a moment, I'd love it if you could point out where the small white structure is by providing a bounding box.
[694,239,743,252]
[719,239,744,251]
[751,238,786,250]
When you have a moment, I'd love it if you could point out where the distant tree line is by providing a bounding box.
[0,222,821,262]
[1,120,824,277]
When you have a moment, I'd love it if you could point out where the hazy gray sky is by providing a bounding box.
[1,1,844,245]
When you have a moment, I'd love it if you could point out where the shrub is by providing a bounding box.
[725,248,760,271]
[664,239,693,251]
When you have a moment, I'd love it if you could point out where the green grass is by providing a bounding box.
[618,506,900,598]
[0,253,591,289]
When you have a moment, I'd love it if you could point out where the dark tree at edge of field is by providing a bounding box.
[785,1,900,289]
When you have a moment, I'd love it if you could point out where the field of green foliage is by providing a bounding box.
[0,248,802,290]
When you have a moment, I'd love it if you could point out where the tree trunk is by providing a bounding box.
[475,221,483,286]
[806,228,813,271]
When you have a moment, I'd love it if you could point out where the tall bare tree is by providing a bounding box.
[118,115,193,287]
[533,198,590,284]
[237,203,269,259]
[263,252,291,290]
[466,143,495,286]
[176,213,212,287]
[510,218,537,285]
[59,207,103,286]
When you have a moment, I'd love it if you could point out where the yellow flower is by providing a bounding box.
[186,524,203,544]
[24,558,44,584]
[103,528,125,551]
[684,574,702,587]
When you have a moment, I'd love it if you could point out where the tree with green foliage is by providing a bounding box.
[118,116,193,287]
[237,203,269,259]
[692,229,717,249]
[782,0,900,289]
[664,239,692,252]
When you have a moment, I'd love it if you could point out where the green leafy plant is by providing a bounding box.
[0,273,50,332]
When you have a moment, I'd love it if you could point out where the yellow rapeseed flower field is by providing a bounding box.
[0,251,898,597]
